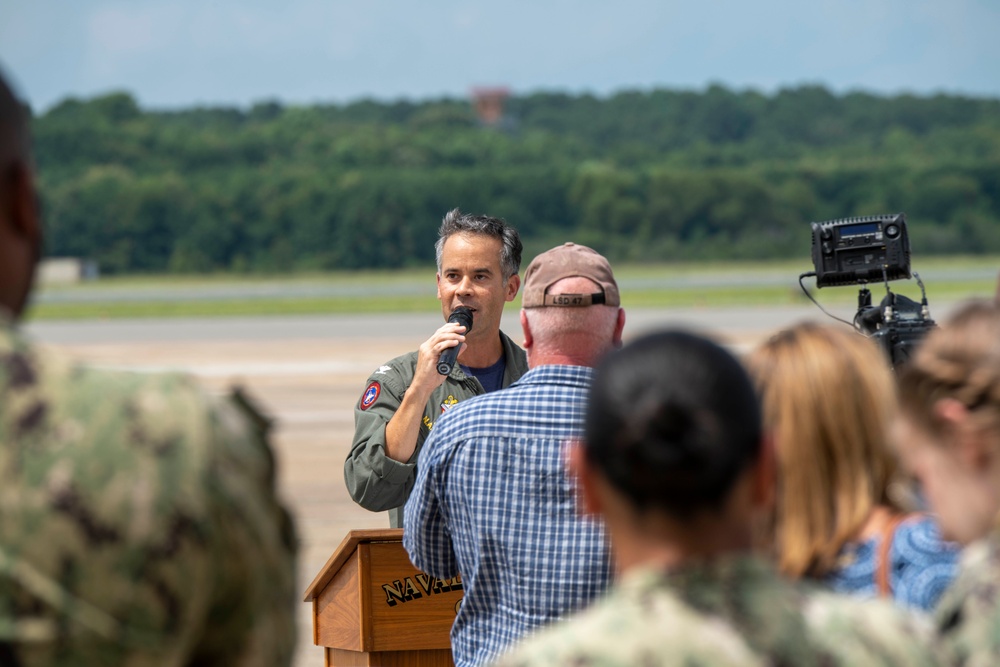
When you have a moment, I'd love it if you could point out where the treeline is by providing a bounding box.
[32,85,1000,273]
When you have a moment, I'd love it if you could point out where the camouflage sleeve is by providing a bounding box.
[187,386,298,666]
[491,591,764,667]
[493,565,950,667]
[932,539,1000,666]
[804,592,945,666]
[343,366,419,513]
[0,341,297,667]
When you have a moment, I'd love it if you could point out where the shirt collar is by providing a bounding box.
[513,364,594,389]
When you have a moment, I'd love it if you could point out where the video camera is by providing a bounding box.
[802,213,935,369]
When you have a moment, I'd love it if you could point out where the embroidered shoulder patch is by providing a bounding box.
[360,381,381,410]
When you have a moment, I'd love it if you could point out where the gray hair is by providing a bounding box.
[434,208,522,279]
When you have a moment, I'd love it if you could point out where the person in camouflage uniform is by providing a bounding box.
[497,330,941,667]
[0,65,297,666]
[896,300,1000,666]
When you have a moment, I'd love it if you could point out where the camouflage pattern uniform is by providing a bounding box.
[495,554,942,667]
[344,331,527,527]
[0,317,297,666]
[933,524,1000,665]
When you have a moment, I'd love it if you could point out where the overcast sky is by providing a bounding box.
[1,0,998,113]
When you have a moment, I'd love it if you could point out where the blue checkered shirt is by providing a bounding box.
[403,365,612,667]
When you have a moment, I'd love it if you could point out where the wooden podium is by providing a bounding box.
[304,529,462,667]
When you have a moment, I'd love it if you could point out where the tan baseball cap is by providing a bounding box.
[522,242,620,308]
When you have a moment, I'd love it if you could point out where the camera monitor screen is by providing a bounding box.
[811,213,911,288]
[840,222,880,237]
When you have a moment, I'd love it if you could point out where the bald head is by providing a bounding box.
[0,66,40,319]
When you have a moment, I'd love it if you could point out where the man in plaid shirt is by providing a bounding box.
[404,243,626,667]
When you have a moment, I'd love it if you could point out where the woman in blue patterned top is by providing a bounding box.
[747,323,959,611]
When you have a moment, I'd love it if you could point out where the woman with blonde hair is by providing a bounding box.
[895,300,1000,662]
[747,322,957,610]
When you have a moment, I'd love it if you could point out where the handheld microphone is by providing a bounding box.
[437,306,474,375]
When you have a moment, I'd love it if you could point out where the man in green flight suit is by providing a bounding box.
[0,65,297,666]
[344,209,528,527]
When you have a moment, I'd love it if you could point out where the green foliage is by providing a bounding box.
[30,85,1000,273]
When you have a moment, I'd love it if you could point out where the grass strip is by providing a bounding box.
[26,279,995,321]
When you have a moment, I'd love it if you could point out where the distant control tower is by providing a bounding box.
[471,86,510,126]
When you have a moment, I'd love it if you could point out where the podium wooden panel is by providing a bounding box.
[304,529,463,667]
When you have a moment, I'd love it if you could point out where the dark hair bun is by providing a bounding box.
[585,331,761,517]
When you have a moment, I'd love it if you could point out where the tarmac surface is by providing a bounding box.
[23,300,969,667]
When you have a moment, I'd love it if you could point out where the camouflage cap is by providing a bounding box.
[522,242,620,308]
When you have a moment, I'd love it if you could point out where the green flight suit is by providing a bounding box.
[344,331,528,527]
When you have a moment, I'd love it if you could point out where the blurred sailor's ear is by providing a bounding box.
[8,161,40,243]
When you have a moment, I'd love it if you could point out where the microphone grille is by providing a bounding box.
[450,306,474,332]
